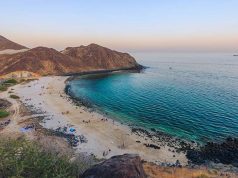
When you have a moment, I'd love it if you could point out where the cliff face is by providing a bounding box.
[0,42,140,76]
[0,35,27,51]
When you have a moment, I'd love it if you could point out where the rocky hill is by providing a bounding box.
[62,43,139,71]
[0,47,80,76]
[0,35,27,51]
[0,36,141,77]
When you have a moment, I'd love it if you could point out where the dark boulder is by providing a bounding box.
[82,154,147,178]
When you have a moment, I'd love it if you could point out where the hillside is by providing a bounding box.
[0,42,141,76]
[62,43,139,71]
[0,47,80,76]
[0,35,27,51]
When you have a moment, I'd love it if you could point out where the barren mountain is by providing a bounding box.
[0,42,141,76]
[62,43,139,71]
[0,35,27,51]
[0,47,80,76]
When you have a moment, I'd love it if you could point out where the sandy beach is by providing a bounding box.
[2,76,189,165]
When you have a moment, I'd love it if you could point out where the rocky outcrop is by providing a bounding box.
[82,154,146,178]
[187,137,238,167]
[0,35,27,51]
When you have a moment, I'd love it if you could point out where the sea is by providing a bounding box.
[67,52,238,143]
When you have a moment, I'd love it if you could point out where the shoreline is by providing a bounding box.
[12,76,190,165]
[65,79,198,151]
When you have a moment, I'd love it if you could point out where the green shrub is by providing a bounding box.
[3,79,18,84]
[0,85,7,92]
[0,138,79,178]
[0,138,98,178]
[0,110,9,119]
[10,95,20,99]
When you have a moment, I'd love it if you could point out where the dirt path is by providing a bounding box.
[0,87,19,134]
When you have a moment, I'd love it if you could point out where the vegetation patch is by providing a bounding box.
[0,78,31,93]
[0,110,9,119]
[10,95,20,99]
[0,138,98,178]
[0,85,7,92]
[0,78,19,92]
[3,79,18,84]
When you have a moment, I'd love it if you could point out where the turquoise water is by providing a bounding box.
[68,53,238,143]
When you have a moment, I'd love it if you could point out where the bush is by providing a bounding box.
[0,79,18,92]
[10,95,20,99]
[0,138,79,178]
[0,85,7,92]
[0,138,99,178]
[3,79,18,84]
[0,110,9,119]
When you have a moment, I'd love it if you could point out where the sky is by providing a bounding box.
[0,0,238,52]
